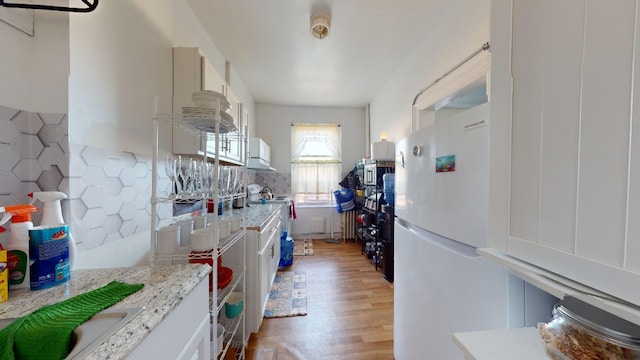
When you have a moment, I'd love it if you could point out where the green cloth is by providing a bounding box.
[0,280,144,360]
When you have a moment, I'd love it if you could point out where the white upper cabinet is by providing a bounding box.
[202,57,226,96]
[490,0,640,306]
[172,47,238,161]
[223,89,243,162]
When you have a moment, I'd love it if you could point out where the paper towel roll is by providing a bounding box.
[371,140,395,160]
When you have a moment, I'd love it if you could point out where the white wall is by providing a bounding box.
[172,1,255,134]
[1,0,490,265]
[255,104,366,173]
[290,207,341,239]
[68,0,255,155]
[64,0,258,266]
[0,10,69,113]
[368,0,491,143]
[69,1,172,155]
[0,1,258,268]
[254,104,365,238]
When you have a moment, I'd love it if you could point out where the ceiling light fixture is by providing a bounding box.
[310,13,330,39]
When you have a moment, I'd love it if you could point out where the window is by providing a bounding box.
[291,123,342,204]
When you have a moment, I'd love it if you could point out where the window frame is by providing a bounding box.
[290,123,342,205]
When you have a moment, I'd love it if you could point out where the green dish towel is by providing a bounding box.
[0,280,144,360]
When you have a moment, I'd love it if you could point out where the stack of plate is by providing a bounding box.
[191,90,231,112]
[181,107,237,133]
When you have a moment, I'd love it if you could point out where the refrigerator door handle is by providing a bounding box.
[396,218,480,258]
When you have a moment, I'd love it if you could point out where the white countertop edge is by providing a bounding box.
[478,248,640,327]
[453,327,548,360]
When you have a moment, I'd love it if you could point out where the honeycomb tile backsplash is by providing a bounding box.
[252,171,291,195]
[0,105,169,251]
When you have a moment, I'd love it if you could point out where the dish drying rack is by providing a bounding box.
[149,98,248,359]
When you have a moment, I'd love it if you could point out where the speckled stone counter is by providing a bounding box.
[0,264,211,360]
[224,202,283,230]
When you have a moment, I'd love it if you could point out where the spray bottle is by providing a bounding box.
[28,191,77,270]
[0,204,38,290]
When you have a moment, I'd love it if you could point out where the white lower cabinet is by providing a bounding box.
[258,231,280,316]
[269,233,281,292]
[127,278,210,360]
[245,207,282,335]
[257,238,272,322]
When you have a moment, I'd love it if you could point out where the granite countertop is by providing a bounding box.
[223,202,283,231]
[0,264,211,360]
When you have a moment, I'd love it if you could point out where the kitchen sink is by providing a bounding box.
[0,307,144,359]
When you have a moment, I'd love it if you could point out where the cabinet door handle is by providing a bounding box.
[221,138,230,152]
[270,243,274,258]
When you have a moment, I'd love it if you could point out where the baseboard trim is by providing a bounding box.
[293,233,343,240]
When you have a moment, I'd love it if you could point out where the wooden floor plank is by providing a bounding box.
[246,240,394,360]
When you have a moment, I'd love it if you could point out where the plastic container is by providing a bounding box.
[279,236,294,268]
[217,220,231,240]
[371,139,395,160]
[7,219,32,290]
[28,191,77,270]
[333,189,355,213]
[191,227,216,251]
[211,323,224,355]
[193,215,207,230]
[220,215,241,232]
[538,296,640,360]
[29,225,71,290]
[225,292,243,318]
[1,204,38,290]
[0,245,7,302]
[173,218,194,247]
[156,225,180,255]
[383,173,394,206]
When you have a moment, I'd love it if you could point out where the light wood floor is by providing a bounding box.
[246,239,395,360]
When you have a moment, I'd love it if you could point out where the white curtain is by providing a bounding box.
[291,124,341,204]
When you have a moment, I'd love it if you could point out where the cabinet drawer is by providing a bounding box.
[259,210,281,251]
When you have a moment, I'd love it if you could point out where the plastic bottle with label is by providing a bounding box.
[279,232,294,268]
[28,191,77,270]
[0,204,38,290]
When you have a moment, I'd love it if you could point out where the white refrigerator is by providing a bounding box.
[393,103,553,359]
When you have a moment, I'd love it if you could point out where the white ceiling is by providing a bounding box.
[187,0,447,107]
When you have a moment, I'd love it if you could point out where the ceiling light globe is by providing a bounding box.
[310,13,330,39]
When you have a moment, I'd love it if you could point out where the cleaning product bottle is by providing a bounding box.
[28,191,77,270]
[0,204,38,290]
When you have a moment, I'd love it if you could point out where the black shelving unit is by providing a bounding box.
[356,160,394,276]
[380,209,394,282]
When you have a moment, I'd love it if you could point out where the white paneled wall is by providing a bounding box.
[490,0,640,307]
